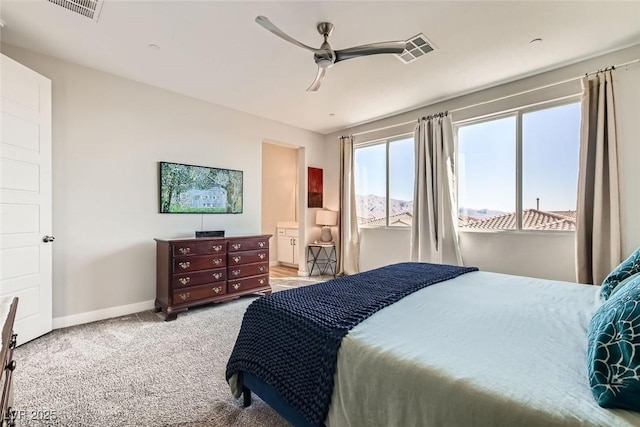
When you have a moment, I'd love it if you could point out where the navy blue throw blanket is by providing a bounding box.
[226,262,478,426]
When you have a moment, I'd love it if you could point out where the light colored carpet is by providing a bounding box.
[269,276,324,293]
[12,288,318,427]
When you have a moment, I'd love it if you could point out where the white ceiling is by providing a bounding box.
[1,1,639,135]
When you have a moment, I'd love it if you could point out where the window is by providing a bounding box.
[354,136,414,227]
[457,101,580,231]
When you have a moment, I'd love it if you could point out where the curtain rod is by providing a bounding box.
[421,111,448,121]
[343,58,639,139]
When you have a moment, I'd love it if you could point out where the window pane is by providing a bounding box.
[354,144,387,226]
[389,137,414,227]
[458,116,516,229]
[522,103,580,231]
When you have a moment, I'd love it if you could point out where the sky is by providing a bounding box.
[354,101,581,213]
[354,136,414,202]
[459,102,580,212]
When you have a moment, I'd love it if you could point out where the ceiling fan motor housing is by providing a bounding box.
[314,50,335,68]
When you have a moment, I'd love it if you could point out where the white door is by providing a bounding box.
[0,54,53,345]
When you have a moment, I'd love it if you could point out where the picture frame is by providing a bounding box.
[308,167,323,208]
[159,161,243,214]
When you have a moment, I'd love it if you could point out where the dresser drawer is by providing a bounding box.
[227,238,269,253]
[173,283,227,304]
[227,262,269,279]
[228,274,269,293]
[172,268,226,288]
[174,254,226,272]
[227,249,268,265]
[172,240,226,257]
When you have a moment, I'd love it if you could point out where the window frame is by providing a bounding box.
[453,95,581,233]
[354,132,414,229]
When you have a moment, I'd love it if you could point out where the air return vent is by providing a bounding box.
[396,33,436,64]
[47,0,104,21]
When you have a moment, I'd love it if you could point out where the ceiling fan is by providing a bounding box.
[255,16,408,91]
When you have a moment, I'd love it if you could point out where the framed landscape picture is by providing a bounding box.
[159,161,243,214]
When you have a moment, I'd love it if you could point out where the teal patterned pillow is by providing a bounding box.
[610,272,640,299]
[601,247,640,300]
[587,274,640,410]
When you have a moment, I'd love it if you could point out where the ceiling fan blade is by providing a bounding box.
[335,41,407,63]
[306,67,327,92]
[255,16,321,53]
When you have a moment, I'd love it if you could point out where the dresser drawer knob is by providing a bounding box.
[232,243,242,250]
[258,253,266,260]
[259,266,266,272]
[6,360,17,371]
[258,241,266,248]
[212,258,222,265]
[213,273,223,280]
[232,256,241,263]
[232,283,240,290]
[212,245,223,252]
[213,287,221,294]
[179,293,190,301]
[178,261,190,269]
[231,269,241,277]
[258,278,266,285]
[179,247,191,255]
[178,277,190,285]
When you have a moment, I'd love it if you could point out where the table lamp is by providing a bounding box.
[316,210,338,243]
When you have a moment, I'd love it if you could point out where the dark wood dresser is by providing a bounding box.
[1,297,18,427]
[155,235,271,320]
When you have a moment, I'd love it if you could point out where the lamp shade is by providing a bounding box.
[316,210,338,227]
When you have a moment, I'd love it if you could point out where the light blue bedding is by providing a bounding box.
[326,271,640,426]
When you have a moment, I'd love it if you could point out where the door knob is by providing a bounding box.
[42,235,55,243]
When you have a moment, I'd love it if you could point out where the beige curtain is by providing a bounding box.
[576,70,621,284]
[411,115,462,265]
[337,135,360,275]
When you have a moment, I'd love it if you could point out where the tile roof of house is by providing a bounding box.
[458,215,477,227]
[463,209,576,231]
[549,210,577,221]
[357,209,576,231]
[359,212,413,227]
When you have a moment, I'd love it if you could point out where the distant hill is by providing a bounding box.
[355,194,413,219]
[356,195,505,222]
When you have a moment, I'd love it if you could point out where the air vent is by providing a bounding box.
[396,33,436,64]
[47,0,104,21]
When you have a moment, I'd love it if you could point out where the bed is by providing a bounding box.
[226,262,640,427]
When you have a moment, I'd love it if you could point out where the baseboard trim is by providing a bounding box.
[52,299,156,329]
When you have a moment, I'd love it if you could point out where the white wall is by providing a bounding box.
[261,142,298,264]
[325,44,640,282]
[1,44,327,324]
[615,61,640,255]
[357,229,576,282]
[358,228,412,272]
